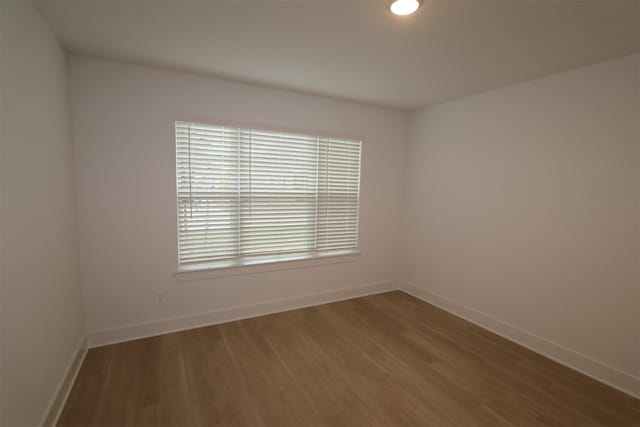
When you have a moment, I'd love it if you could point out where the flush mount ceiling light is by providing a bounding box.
[389,0,421,16]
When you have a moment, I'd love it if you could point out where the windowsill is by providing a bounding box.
[174,249,360,282]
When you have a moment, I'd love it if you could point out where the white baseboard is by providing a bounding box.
[40,335,88,427]
[399,281,640,399]
[89,280,398,348]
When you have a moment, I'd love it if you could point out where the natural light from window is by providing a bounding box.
[175,121,362,271]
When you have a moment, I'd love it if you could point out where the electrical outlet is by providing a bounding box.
[156,291,166,304]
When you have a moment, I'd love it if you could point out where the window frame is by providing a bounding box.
[173,118,363,275]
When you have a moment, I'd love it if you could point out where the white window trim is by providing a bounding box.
[174,119,363,274]
[175,248,360,281]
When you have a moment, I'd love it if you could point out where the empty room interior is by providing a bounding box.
[1,0,639,425]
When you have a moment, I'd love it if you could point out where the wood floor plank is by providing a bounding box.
[316,300,479,425]
[250,310,394,426]
[365,293,611,426]
[298,305,454,426]
[218,319,320,426]
[58,291,640,426]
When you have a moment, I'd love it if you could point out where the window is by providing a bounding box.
[175,121,362,270]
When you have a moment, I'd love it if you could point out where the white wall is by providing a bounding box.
[402,54,640,395]
[69,57,408,343]
[0,1,85,425]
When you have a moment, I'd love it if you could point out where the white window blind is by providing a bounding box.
[176,121,361,268]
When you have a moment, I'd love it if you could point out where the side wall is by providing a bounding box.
[1,2,85,425]
[402,54,640,396]
[69,57,408,345]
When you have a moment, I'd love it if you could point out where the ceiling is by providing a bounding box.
[35,0,639,111]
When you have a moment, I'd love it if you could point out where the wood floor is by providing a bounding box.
[58,291,640,427]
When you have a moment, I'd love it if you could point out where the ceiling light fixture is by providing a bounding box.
[389,0,421,16]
